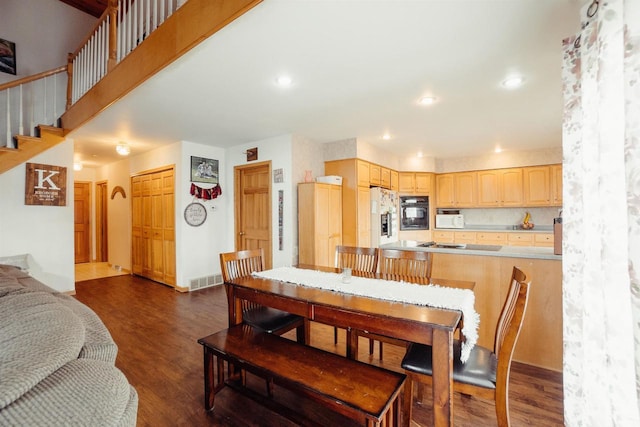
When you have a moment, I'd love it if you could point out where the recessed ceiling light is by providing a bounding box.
[382,133,391,140]
[418,96,437,106]
[73,162,83,171]
[502,75,524,89]
[417,151,424,158]
[495,146,503,153]
[275,75,292,87]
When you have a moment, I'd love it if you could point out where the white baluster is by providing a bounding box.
[160,0,165,24]
[52,74,57,125]
[146,0,150,41]
[19,84,24,135]
[5,88,10,147]
[43,77,47,127]
[153,0,158,31]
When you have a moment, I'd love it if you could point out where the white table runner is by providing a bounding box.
[253,267,478,363]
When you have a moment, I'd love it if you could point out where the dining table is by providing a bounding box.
[224,264,476,427]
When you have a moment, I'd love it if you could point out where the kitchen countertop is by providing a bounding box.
[381,240,562,261]
[434,225,553,233]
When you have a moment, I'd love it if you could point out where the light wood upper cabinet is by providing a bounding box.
[477,168,523,207]
[369,163,381,186]
[436,172,476,207]
[356,160,370,187]
[390,170,399,191]
[380,167,391,188]
[551,164,563,206]
[415,173,432,193]
[399,172,416,193]
[523,166,551,206]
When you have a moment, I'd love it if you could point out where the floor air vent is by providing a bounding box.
[190,274,223,290]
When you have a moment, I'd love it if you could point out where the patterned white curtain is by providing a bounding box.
[562,0,640,426]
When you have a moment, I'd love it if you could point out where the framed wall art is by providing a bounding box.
[0,38,16,75]
[190,156,219,184]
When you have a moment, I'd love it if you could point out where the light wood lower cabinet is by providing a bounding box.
[432,230,553,247]
[476,232,507,245]
[431,253,562,371]
[298,183,342,268]
[131,167,176,287]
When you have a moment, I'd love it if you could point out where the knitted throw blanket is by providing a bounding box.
[253,267,479,363]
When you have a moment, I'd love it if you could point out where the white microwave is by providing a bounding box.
[435,214,464,229]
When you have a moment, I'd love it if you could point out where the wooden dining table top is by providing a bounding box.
[227,264,476,344]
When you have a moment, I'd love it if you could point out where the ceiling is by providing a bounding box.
[59,0,107,18]
[67,0,584,169]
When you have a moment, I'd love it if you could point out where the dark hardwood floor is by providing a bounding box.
[74,275,564,427]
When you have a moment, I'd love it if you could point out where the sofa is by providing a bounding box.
[0,264,138,426]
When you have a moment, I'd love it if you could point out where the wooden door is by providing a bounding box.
[74,182,91,263]
[235,162,272,268]
[96,181,108,262]
[131,168,175,286]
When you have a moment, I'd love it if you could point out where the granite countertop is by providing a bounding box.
[381,240,561,261]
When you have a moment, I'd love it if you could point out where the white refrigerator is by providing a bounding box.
[370,187,399,247]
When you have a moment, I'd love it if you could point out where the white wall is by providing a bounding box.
[225,135,296,267]
[179,141,227,287]
[0,140,75,292]
[0,0,96,84]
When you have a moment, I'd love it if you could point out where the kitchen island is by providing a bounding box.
[381,240,562,371]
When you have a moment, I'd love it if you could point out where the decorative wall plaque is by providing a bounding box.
[24,163,67,206]
[184,202,207,226]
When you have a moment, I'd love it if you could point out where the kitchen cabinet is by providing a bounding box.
[370,163,381,186]
[298,183,343,267]
[534,233,554,247]
[433,230,454,242]
[415,173,432,193]
[325,159,374,248]
[477,168,524,207]
[551,164,563,206]
[356,160,370,187]
[380,167,391,188]
[507,232,534,246]
[454,231,476,243]
[476,232,507,245]
[399,173,416,193]
[436,172,476,207]
[390,170,399,191]
[523,166,551,206]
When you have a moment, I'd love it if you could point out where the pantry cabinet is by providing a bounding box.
[298,183,343,267]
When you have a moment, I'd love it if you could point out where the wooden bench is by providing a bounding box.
[198,324,406,426]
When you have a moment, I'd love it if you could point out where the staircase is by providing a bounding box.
[0,126,66,175]
[1,0,262,174]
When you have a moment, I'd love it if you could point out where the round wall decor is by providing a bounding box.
[184,202,207,226]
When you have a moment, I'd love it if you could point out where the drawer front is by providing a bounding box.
[508,233,534,246]
[534,233,554,247]
[454,231,476,243]
[476,232,507,244]
[433,231,454,242]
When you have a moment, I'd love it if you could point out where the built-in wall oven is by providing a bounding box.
[400,196,429,230]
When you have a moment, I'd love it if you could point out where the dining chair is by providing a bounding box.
[400,266,530,427]
[333,245,379,344]
[360,248,434,360]
[220,248,308,344]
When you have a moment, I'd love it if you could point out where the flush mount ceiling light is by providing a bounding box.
[418,96,437,106]
[382,133,391,140]
[73,162,83,171]
[116,142,131,156]
[502,75,524,89]
[495,146,503,153]
[275,75,293,87]
[417,151,424,158]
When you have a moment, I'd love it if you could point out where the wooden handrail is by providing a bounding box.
[70,3,114,59]
[0,66,67,92]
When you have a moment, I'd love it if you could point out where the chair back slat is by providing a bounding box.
[377,248,433,284]
[220,248,266,313]
[335,245,378,273]
[494,267,529,357]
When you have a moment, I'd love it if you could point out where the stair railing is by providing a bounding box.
[68,0,182,107]
[0,66,67,148]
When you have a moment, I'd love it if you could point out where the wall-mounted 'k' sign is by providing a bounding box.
[25,163,67,206]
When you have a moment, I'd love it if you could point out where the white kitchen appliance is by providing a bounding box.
[435,214,465,229]
[370,187,399,247]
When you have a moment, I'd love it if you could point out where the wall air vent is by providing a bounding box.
[189,274,223,291]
